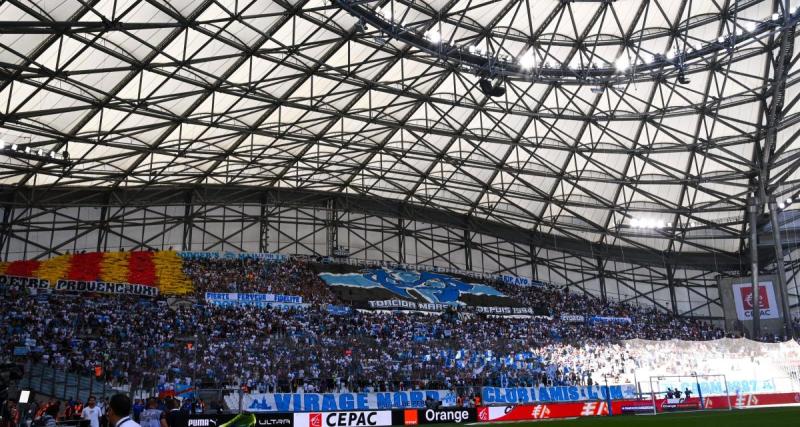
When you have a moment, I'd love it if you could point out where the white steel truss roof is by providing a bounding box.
[1,0,800,258]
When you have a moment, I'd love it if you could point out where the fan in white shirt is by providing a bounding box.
[82,396,103,427]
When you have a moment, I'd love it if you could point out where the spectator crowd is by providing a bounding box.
[1,256,798,412]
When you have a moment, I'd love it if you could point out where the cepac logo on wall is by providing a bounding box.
[294,412,392,427]
[732,282,779,320]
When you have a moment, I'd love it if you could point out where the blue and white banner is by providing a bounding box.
[481,385,637,404]
[205,292,303,308]
[588,316,632,325]
[560,314,585,323]
[326,304,352,315]
[319,268,505,305]
[494,274,546,287]
[242,390,456,412]
[180,251,287,261]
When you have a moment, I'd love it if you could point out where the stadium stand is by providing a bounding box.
[0,255,783,395]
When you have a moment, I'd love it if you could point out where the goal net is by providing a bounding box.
[644,374,732,414]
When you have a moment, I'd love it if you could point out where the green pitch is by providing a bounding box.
[462,407,800,427]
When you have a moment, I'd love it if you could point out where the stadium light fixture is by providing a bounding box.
[630,218,666,229]
[779,202,786,209]
[772,13,780,20]
[425,27,441,44]
[519,48,536,69]
[785,198,793,205]
[615,55,629,71]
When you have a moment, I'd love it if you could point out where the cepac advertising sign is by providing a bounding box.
[732,282,780,320]
[293,412,392,427]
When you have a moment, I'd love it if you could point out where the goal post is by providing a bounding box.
[645,374,732,414]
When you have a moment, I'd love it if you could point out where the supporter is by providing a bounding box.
[1,400,19,427]
[139,399,161,427]
[160,399,185,427]
[132,400,144,423]
[82,396,102,427]
[106,394,139,427]
[3,256,796,409]
[39,402,59,427]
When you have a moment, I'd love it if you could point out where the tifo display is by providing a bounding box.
[0,250,193,295]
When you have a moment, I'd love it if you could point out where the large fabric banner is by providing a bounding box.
[587,316,631,325]
[205,292,303,308]
[319,269,507,305]
[179,251,286,261]
[495,274,543,287]
[0,274,160,297]
[0,250,192,295]
[241,390,456,412]
[481,385,637,405]
[367,300,550,317]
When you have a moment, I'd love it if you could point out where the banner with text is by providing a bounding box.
[205,292,303,308]
[179,251,287,262]
[367,300,549,317]
[560,314,585,323]
[587,316,631,325]
[320,269,509,306]
[481,385,637,405]
[0,275,159,297]
[241,390,456,412]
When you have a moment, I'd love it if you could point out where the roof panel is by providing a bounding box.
[0,0,784,256]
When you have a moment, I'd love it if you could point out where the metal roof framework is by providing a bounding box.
[2,0,800,316]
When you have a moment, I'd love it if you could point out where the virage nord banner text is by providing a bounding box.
[243,391,456,412]
[481,385,636,405]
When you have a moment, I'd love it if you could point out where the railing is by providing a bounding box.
[18,362,127,402]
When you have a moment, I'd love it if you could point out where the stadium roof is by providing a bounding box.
[0,0,799,263]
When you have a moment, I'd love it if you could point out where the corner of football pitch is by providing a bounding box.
[461,407,800,427]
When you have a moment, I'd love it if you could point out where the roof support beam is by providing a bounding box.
[0,184,745,270]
